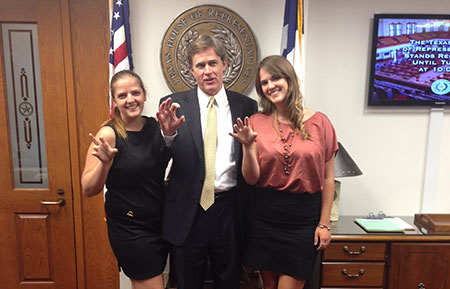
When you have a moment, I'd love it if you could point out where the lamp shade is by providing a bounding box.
[334,142,362,177]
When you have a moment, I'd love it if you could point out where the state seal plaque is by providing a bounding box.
[160,5,258,94]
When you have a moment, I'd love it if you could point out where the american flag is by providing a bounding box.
[281,0,305,95]
[109,0,134,112]
[109,0,133,72]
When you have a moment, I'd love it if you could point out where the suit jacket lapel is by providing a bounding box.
[184,89,204,159]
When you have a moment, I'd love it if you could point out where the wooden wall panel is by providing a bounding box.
[66,0,119,288]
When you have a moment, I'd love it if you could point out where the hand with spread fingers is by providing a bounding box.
[89,133,118,164]
[156,97,185,136]
[229,116,258,146]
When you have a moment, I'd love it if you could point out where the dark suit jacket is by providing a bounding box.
[160,88,258,246]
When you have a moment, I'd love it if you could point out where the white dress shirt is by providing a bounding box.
[197,87,237,192]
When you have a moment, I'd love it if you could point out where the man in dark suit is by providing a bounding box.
[157,34,258,289]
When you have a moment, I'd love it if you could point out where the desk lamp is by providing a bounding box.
[332,142,363,221]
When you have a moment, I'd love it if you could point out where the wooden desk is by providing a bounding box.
[317,216,450,289]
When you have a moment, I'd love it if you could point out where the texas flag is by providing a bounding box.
[281,0,305,95]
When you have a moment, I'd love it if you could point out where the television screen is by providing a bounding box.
[368,14,450,106]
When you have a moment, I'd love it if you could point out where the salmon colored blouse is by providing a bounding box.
[249,112,338,194]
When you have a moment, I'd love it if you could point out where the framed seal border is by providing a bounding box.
[160,4,259,94]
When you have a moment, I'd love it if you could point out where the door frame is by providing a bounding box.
[62,0,119,288]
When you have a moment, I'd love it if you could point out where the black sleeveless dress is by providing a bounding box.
[104,116,170,280]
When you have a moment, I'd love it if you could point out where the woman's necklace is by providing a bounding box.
[278,121,294,175]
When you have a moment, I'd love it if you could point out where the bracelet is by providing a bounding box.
[317,223,331,231]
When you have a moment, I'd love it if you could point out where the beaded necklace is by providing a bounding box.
[278,121,295,175]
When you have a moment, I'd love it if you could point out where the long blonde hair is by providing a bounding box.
[255,55,309,139]
[103,70,146,139]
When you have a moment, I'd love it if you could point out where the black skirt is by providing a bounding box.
[106,209,169,280]
[244,188,321,280]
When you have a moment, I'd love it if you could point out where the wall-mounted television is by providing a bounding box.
[368,14,450,107]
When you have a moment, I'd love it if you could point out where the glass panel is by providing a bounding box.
[2,23,48,188]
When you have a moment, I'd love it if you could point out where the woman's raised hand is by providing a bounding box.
[89,133,118,163]
[229,116,258,146]
[157,97,185,136]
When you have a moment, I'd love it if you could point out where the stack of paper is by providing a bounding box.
[390,217,416,231]
[355,217,415,233]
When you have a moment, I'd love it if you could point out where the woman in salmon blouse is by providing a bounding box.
[230,55,338,289]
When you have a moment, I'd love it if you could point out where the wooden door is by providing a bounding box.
[0,1,77,288]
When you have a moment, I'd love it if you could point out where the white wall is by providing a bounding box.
[130,0,284,106]
[130,0,450,217]
[305,0,450,216]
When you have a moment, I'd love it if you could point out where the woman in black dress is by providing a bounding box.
[82,70,175,289]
